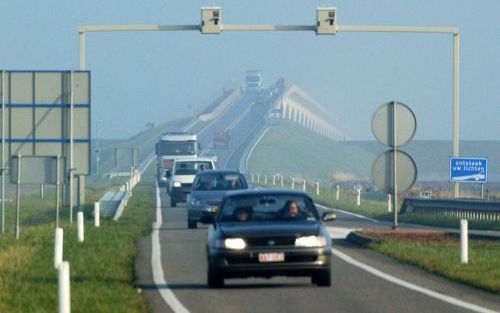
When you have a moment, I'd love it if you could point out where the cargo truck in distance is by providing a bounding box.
[213,129,231,149]
[156,132,200,186]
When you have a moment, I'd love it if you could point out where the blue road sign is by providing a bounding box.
[449,157,488,183]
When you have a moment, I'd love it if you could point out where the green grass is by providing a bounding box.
[0,170,154,312]
[369,237,500,294]
[247,120,376,180]
[247,120,500,187]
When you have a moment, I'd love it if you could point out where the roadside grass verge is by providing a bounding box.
[247,120,376,180]
[0,173,153,312]
[366,234,500,294]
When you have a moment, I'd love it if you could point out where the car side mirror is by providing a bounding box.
[200,215,215,224]
[322,212,336,222]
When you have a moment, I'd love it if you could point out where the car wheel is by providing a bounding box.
[312,270,331,287]
[207,268,224,288]
[188,219,197,229]
[170,199,177,207]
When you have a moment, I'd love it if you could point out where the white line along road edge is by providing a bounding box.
[152,183,190,313]
[316,204,380,224]
[332,248,498,313]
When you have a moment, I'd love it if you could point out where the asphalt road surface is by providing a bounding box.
[135,93,500,312]
[134,188,500,313]
[196,93,270,169]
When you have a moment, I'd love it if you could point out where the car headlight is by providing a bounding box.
[216,238,246,250]
[161,177,167,182]
[173,181,181,188]
[294,236,326,247]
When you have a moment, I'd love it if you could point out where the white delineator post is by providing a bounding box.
[280,175,284,187]
[58,261,71,313]
[316,181,320,196]
[387,194,392,212]
[264,175,267,184]
[54,228,63,269]
[272,175,276,185]
[303,180,306,192]
[356,188,361,206]
[257,174,260,184]
[94,202,100,227]
[291,177,295,190]
[77,212,84,242]
[460,219,468,264]
[336,185,340,200]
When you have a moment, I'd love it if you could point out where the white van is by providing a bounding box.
[166,157,216,207]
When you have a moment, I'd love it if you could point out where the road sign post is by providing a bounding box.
[371,101,417,229]
[1,70,5,234]
[15,155,21,239]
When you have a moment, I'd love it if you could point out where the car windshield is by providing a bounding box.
[159,142,196,156]
[173,161,213,175]
[194,173,246,191]
[218,194,318,223]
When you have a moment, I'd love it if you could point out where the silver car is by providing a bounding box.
[187,170,248,229]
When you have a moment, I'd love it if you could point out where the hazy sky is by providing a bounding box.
[1,1,499,140]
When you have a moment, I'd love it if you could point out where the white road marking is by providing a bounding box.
[327,226,359,239]
[316,204,380,224]
[152,183,190,313]
[244,126,269,171]
[332,247,498,313]
[226,105,252,131]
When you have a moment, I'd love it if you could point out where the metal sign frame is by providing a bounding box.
[0,70,91,228]
[77,7,460,198]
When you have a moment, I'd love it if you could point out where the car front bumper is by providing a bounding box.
[169,186,191,202]
[208,246,331,278]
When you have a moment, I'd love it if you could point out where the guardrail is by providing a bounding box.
[401,198,500,221]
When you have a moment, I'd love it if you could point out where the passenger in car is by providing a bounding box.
[233,207,252,222]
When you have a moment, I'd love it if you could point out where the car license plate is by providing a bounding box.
[258,252,285,263]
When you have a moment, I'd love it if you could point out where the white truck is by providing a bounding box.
[167,157,216,207]
[156,132,200,186]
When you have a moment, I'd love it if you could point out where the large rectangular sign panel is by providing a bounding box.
[0,70,91,176]
[10,156,66,184]
[449,157,488,183]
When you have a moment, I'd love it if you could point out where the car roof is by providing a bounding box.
[174,157,214,163]
[196,169,243,176]
[224,188,309,198]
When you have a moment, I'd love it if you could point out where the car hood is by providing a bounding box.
[190,190,227,204]
[219,222,320,238]
[171,175,195,184]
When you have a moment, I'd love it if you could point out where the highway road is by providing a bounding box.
[196,93,271,169]
[134,92,500,313]
[135,188,500,313]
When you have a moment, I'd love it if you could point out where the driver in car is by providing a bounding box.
[279,200,306,220]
